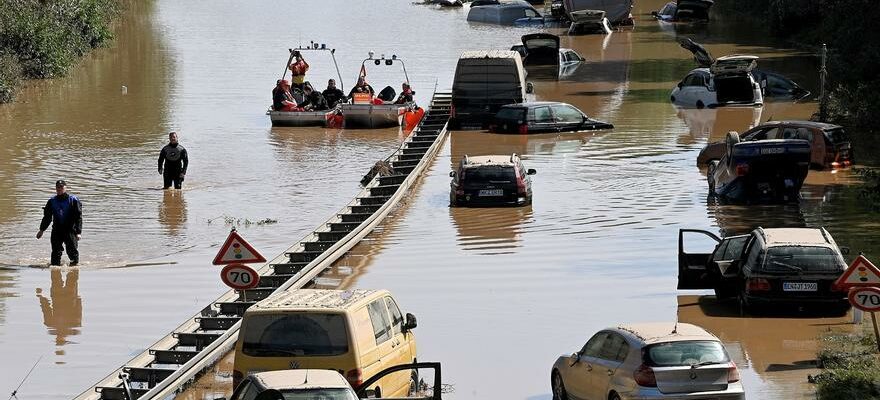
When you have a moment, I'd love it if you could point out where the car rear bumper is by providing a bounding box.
[622,382,745,400]
[453,195,529,207]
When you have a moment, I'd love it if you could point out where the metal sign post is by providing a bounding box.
[848,286,880,352]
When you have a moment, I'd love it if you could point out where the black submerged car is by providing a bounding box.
[449,154,536,206]
[678,227,849,314]
[489,102,613,134]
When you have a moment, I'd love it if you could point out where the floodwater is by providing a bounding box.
[1,0,879,399]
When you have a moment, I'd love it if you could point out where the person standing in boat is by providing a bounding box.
[36,180,82,266]
[300,83,329,111]
[322,79,345,107]
[272,80,299,111]
[347,76,375,100]
[394,82,415,104]
[158,131,189,190]
[288,51,309,91]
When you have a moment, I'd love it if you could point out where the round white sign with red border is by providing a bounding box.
[848,287,880,312]
[220,263,260,290]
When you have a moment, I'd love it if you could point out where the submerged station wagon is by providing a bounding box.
[489,102,613,134]
[449,154,536,206]
[671,55,763,109]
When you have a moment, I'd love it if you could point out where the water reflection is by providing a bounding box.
[159,190,187,236]
[674,106,762,146]
[36,268,82,355]
[451,206,533,254]
[0,268,14,324]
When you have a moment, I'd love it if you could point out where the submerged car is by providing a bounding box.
[698,121,853,170]
[551,322,744,400]
[671,55,763,109]
[707,132,810,202]
[561,0,634,25]
[510,34,585,78]
[652,0,714,21]
[678,227,849,314]
[467,0,544,25]
[449,154,536,206]
[489,102,613,134]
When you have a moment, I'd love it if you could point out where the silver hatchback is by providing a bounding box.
[551,323,745,400]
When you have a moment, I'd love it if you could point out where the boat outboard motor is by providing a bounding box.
[378,86,396,102]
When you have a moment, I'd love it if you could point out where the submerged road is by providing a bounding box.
[1,0,879,399]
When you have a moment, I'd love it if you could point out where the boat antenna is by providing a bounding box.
[8,355,42,400]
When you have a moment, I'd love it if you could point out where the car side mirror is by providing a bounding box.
[403,313,417,331]
[841,246,851,255]
[526,82,534,94]
[569,353,580,366]
[363,389,379,398]
[449,171,456,178]
[677,82,683,89]
[527,169,536,175]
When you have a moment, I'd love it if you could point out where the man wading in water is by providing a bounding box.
[36,180,83,266]
[158,131,189,189]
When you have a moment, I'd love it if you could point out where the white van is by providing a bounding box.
[451,50,532,128]
[232,289,418,398]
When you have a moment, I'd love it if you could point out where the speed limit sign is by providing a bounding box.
[220,263,260,290]
[848,287,880,312]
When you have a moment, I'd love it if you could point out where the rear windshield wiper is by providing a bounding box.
[691,360,724,368]
[771,260,803,272]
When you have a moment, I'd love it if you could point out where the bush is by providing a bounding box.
[0,53,22,103]
[814,322,880,399]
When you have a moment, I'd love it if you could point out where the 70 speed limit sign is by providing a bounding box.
[848,287,880,312]
[220,263,260,290]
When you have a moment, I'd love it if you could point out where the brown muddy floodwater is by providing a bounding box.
[1,0,879,399]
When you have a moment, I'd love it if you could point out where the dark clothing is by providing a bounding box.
[40,193,82,265]
[158,143,189,189]
[301,91,329,111]
[394,89,414,104]
[323,87,345,107]
[273,89,295,111]
[348,84,375,99]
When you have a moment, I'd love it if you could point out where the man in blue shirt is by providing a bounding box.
[36,180,83,266]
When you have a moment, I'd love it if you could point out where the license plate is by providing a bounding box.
[783,282,817,291]
[478,189,504,197]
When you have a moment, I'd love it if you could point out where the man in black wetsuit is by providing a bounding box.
[158,131,189,189]
[36,180,83,266]
[322,79,345,107]
[300,83,329,111]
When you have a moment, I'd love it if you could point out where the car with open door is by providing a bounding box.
[678,227,850,314]
[551,323,744,400]
[671,55,763,109]
[227,362,442,400]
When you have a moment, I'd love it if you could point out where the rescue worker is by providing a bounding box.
[272,80,298,111]
[322,79,345,107]
[300,83,329,111]
[158,131,189,189]
[288,51,309,91]
[36,180,82,266]
[347,76,375,100]
[394,82,415,104]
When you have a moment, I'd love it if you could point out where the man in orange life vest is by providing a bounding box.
[288,51,309,91]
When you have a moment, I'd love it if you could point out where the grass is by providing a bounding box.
[814,318,880,399]
[0,0,121,103]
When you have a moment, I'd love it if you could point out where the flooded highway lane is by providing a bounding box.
[1,0,880,399]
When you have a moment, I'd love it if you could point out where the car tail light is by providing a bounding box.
[232,370,243,389]
[633,364,657,387]
[346,368,364,387]
[746,278,771,292]
[514,167,527,195]
[735,163,750,176]
[518,123,528,134]
[728,362,741,383]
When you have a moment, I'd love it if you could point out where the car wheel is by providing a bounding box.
[714,283,735,299]
[551,371,569,400]
[696,100,705,109]
[670,95,676,102]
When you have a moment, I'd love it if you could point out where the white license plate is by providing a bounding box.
[783,282,817,292]
[478,189,504,197]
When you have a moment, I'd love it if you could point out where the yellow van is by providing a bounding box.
[232,289,418,398]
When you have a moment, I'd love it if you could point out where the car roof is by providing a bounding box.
[502,101,565,108]
[249,288,379,312]
[474,0,533,9]
[755,120,843,131]
[463,155,518,166]
[613,322,718,345]
[460,50,521,59]
[758,228,832,247]
[251,369,351,390]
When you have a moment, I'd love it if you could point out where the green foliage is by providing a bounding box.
[814,322,880,399]
[0,52,22,102]
[0,0,120,102]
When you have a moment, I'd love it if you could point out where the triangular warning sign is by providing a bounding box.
[835,255,880,289]
[213,229,266,265]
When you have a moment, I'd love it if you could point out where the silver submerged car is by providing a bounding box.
[551,323,744,400]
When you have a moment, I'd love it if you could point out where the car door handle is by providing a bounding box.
[607,369,614,376]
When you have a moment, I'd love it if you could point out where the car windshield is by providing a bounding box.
[463,166,515,183]
[279,388,358,400]
[645,340,729,367]
[826,128,850,144]
[496,108,526,121]
[242,313,349,357]
[761,246,846,273]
